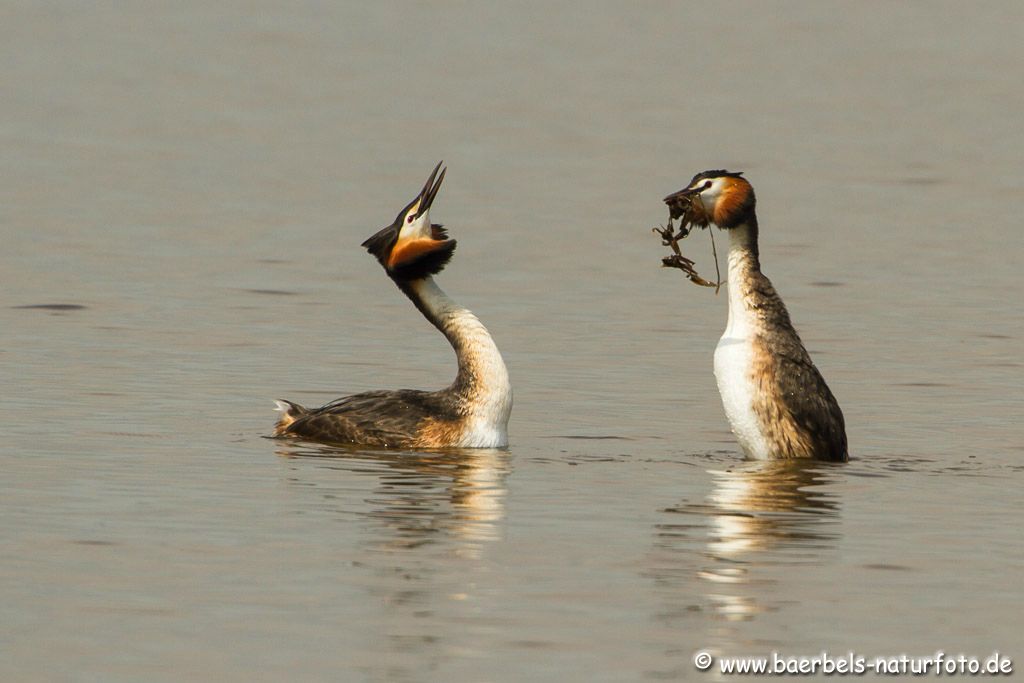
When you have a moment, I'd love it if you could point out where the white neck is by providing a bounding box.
[723,224,759,338]
[408,278,513,443]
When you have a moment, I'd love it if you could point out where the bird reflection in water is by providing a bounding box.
[276,443,509,559]
[701,461,841,622]
[651,459,842,626]
[273,443,510,678]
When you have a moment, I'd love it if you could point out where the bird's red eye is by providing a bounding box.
[407,215,414,223]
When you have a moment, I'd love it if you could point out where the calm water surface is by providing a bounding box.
[3,3,1022,681]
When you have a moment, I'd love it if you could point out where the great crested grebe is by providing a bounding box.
[665,170,848,461]
[273,163,512,448]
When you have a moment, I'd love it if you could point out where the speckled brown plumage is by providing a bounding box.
[726,222,847,462]
[737,267,848,460]
[273,391,468,448]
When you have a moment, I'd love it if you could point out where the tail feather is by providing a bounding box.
[273,399,307,435]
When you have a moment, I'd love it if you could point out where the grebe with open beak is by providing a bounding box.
[274,163,512,448]
[665,170,847,461]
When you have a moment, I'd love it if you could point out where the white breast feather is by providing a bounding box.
[714,240,772,459]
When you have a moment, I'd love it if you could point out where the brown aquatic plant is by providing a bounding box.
[652,192,722,293]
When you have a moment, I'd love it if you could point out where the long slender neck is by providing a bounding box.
[723,216,762,336]
[723,214,795,336]
[397,277,511,410]
[729,215,761,321]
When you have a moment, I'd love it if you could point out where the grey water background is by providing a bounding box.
[3,2,1022,681]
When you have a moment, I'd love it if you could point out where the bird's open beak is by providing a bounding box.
[412,161,446,219]
[379,162,456,276]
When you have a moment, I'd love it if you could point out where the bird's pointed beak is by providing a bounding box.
[664,185,699,203]
[412,161,446,219]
